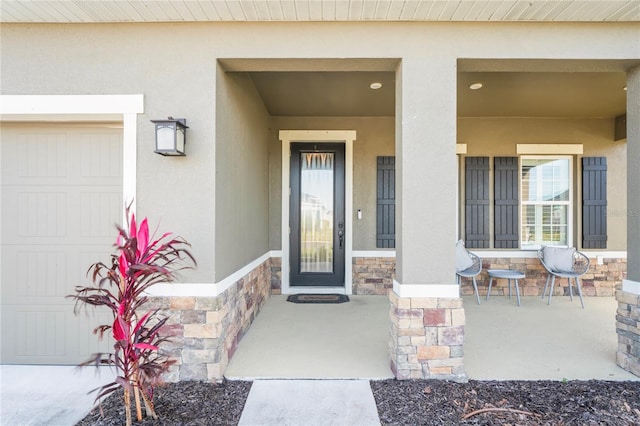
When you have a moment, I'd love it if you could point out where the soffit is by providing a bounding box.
[249,71,396,116]
[1,1,638,23]
[246,70,627,117]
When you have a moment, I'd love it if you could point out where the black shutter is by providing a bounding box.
[494,157,519,249]
[582,157,607,249]
[464,157,490,248]
[377,156,395,248]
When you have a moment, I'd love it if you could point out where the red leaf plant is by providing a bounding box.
[68,206,195,426]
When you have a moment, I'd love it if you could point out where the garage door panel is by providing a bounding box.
[4,246,115,299]
[78,133,123,179]
[1,124,122,364]
[16,133,68,181]
[79,190,124,238]
[14,250,69,298]
[13,308,67,358]
[2,186,121,244]
[2,304,113,364]
[16,191,68,239]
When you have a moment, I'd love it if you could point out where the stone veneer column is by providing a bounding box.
[617,65,640,377]
[391,57,464,380]
[389,292,466,381]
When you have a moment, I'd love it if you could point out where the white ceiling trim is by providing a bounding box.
[1,1,638,23]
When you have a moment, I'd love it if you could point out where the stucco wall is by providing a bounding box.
[268,116,395,251]
[215,70,270,281]
[2,21,638,286]
[458,117,627,251]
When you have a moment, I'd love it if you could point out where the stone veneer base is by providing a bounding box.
[459,257,625,298]
[147,259,272,382]
[616,290,640,377]
[389,290,467,381]
[273,255,624,297]
[353,257,395,295]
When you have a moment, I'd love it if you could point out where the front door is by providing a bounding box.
[290,143,345,287]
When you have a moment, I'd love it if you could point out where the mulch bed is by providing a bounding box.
[372,379,640,425]
[75,380,251,426]
[76,379,640,425]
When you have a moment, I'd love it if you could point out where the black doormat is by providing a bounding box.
[286,294,350,304]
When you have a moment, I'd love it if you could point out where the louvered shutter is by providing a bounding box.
[494,157,519,249]
[582,157,607,249]
[464,157,490,248]
[376,156,395,248]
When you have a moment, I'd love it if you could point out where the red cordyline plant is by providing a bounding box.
[69,206,195,426]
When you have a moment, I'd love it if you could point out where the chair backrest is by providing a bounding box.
[456,240,474,271]
[539,246,590,275]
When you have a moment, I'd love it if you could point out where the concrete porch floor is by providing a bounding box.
[225,294,639,381]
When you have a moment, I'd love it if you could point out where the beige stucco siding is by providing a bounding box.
[215,70,270,282]
[458,117,627,251]
[2,21,638,284]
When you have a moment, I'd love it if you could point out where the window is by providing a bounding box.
[520,157,572,249]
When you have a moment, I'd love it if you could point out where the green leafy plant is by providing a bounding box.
[69,206,195,425]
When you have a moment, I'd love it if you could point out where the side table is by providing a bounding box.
[486,269,524,306]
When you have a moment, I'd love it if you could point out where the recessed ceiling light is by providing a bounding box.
[370,82,383,90]
[469,82,483,90]
[624,86,627,91]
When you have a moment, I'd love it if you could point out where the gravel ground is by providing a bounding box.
[76,379,640,425]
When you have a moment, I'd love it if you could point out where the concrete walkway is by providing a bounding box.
[238,380,380,426]
[0,365,115,426]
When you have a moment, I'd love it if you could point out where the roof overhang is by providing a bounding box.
[1,1,638,23]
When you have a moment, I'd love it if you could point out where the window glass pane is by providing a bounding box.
[521,158,570,248]
[521,158,569,202]
[300,153,334,273]
[521,204,568,246]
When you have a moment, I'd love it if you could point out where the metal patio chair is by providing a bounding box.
[456,241,482,305]
[538,246,590,308]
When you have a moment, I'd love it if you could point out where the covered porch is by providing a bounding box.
[224,295,638,381]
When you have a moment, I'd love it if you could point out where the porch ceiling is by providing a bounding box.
[1,1,638,23]
[247,70,628,118]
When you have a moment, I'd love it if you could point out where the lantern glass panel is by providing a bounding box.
[156,126,175,151]
[176,128,185,153]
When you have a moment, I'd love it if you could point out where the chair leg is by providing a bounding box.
[575,277,585,309]
[515,279,521,306]
[486,277,493,301]
[547,276,556,305]
[473,276,480,305]
[542,274,550,299]
[568,277,574,301]
[508,279,512,299]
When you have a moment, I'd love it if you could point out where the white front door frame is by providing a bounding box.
[280,130,356,295]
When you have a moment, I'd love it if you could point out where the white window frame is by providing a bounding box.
[520,155,573,250]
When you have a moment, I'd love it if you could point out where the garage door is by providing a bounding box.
[1,123,122,364]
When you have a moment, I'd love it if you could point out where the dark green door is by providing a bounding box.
[290,143,345,287]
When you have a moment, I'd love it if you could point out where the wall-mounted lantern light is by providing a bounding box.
[151,117,188,156]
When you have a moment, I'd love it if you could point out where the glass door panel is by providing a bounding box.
[300,153,334,273]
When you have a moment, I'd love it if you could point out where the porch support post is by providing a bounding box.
[616,65,640,377]
[389,57,465,381]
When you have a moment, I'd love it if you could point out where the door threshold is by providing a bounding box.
[287,287,347,295]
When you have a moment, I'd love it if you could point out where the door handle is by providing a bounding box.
[338,221,344,250]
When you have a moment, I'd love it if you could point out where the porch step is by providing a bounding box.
[238,380,380,426]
